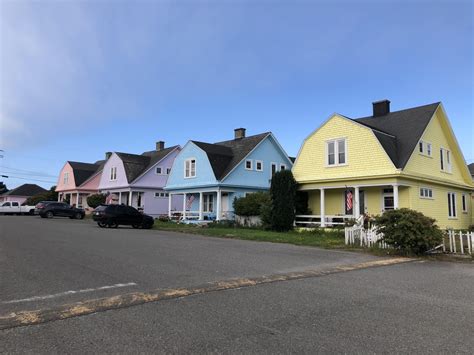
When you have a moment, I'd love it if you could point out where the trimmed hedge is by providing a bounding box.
[86,193,106,209]
[233,192,271,217]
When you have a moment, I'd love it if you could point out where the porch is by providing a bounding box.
[295,183,406,227]
[102,190,145,211]
[167,189,235,222]
[58,191,95,209]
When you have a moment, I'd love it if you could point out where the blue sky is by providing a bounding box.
[0,0,472,189]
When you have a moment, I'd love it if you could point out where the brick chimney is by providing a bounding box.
[105,152,112,160]
[156,141,165,151]
[372,100,391,117]
[234,128,246,139]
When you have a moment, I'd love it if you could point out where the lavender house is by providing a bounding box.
[98,142,181,216]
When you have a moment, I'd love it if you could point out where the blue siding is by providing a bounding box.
[222,135,292,187]
[165,142,217,190]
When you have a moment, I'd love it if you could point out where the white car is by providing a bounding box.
[0,201,36,215]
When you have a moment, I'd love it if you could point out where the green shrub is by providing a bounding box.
[24,186,58,206]
[269,170,298,232]
[468,225,474,232]
[233,192,271,217]
[86,193,106,209]
[373,208,443,255]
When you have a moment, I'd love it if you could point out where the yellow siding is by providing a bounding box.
[293,115,397,183]
[403,108,473,187]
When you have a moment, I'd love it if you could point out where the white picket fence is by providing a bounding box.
[443,230,474,255]
[345,226,474,255]
[345,225,388,248]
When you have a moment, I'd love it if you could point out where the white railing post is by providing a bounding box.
[320,189,326,227]
[459,231,464,254]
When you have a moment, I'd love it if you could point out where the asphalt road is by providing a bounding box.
[1,216,473,353]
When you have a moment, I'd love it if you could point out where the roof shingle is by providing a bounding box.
[1,184,47,197]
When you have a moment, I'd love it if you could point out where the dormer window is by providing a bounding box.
[185,159,196,178]
[419,141,432,157]
[110,167,117,181]
[327,138,346,166]
[245,160,253,170]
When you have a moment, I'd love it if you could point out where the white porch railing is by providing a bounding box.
[295,214,355,227]
[345,225,388,248]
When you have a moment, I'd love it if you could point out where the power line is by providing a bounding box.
[1,175,57,184]
[0,166,57,177]
[0,169,57,178]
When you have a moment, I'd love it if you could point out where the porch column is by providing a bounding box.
[128,190,132,206]
[77,192,80,208]
[199,192,203,220]
[320,188,325,227]
[168,193,172,218]
[182,193,186,220]
[119,192,122,205]
[354,186,360,219]
[216,189,221,221]
[393,184,399,209]
[58,193,61,202]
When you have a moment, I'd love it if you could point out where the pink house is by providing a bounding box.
[0,184,47,205]
[55,160,105,209]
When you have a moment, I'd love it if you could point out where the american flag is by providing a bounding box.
[346,190,353,211]
[186,195,195,209]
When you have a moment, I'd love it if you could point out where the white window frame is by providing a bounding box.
[280,164,287,171]
[448,192,457,218]
[245,159,253,171]
[255,160,263,172]
[154,192,169,198]
[110,167,117,181]
[63,172,69,184]
[166,168,171,175]
[461,194,468,213]
[418,141,432,157]
[184,158,196,178]
[155,167,163,175]
[419,187,433,199]
[440,147,452,173]
[326,138,347,167]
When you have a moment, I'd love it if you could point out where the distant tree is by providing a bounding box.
[0,181,8,194]
[87,193,106,209]
[24,185,58,206]
[269,170,298,232]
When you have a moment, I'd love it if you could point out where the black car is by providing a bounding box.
[92,205,154,229]
[37,202,85,219]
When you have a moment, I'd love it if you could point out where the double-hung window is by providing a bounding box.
[271,163,277,177]
[280,164,286,171]
[110,167,117,181]
[327,139,346,166]
[440,148,452,173]
[185,159,196,178]
[63,172,69,184]
[156,167,162,174]
[245,160,253,170]
[447,192,456,218]
[256,160,263,172]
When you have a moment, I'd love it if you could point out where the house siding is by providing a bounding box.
[293,115,397,183]
[98,153,129,190]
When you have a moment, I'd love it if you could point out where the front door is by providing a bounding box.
[221,193,229,219]
[345,189,365,216]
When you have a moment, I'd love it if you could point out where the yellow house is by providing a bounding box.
[292,100,473,230]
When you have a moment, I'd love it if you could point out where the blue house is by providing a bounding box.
[165,128,293,221]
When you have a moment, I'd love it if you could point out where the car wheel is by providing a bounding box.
[46,211,54,219]
[75,212,82,219]
[29,210,35,215]
[97,222,106,228]
[107,220,118,228]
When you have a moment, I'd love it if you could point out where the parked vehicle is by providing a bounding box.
[92,205,154,229]
[34,201,58,215]
[37,202,85,219]
[0,201,36,215]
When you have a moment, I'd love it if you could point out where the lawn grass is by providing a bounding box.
[153,221,347,249]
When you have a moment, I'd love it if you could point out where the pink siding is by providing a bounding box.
[55,163,76,192]
[0,196,28,204]
[79,171,101,191]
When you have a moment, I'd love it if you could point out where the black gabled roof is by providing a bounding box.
[1,183,47,197]
[68,161,103,186]
[191,132,271,180]
[116,146,179,183]
[468,163,474,177]
[352,102,440,169]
